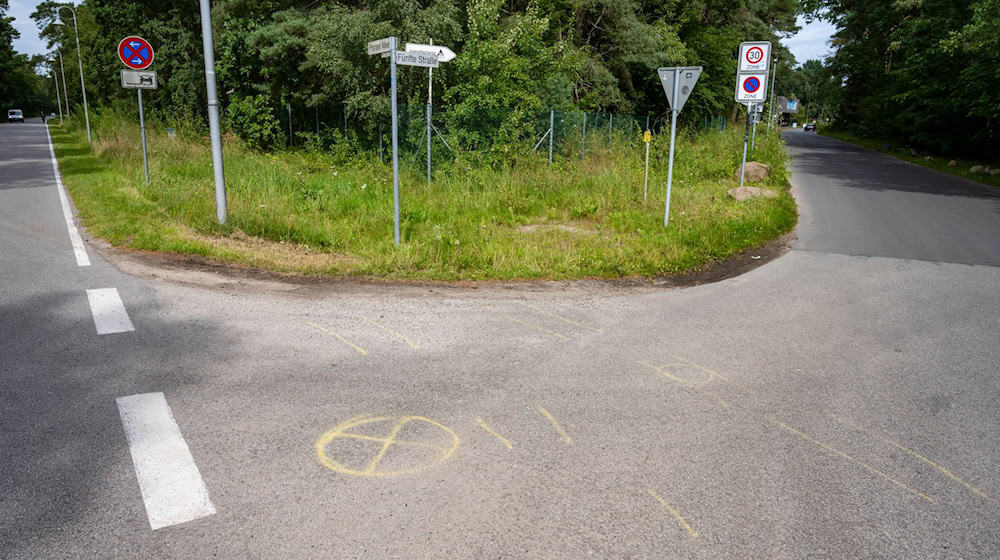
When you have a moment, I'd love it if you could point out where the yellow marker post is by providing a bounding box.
[643,130,651,201]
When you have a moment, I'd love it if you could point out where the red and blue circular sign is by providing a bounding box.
[118,36,154,70]
[742,76,761,93]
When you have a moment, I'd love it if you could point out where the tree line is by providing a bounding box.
[797,0,997,159]
[1,1,50,114]
[13,0,811,149]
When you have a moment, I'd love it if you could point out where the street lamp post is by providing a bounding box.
[768,56,778,129]
[57,50,70,118]
[54,6,91,144]
[51,66,63,123]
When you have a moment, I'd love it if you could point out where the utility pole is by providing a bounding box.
[198,0,227,224]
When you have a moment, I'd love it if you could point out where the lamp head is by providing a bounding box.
[52,13,65,26]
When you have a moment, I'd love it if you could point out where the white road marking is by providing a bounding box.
[86,288,135,334]
[44,124,90,266]
[116,393,216,530]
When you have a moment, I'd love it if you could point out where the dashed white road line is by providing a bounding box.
[86,288,135,334]
[44,124,90,266]
[116,392,216,530]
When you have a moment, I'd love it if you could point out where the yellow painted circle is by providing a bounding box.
[315,415,459,477]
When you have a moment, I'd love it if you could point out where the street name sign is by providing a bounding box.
[735,72,768,103]
[405,43,456,62]
[395,50,439,68]
[367,37,392,55]
[121,70,157,89]
[658,66,702,112]
[118,36,154,70]
[738,41,771,72]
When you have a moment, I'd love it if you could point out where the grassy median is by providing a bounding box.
[49,113,796,281]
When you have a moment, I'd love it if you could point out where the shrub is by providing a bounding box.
[224,94,284,150]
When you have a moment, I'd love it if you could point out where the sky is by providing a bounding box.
[782,15,838,65]
[11,2,836,67]
[9,0,50,57]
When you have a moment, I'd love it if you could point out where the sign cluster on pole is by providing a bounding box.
[657,66,703,227]
[734,41,771,190]
[117,36,157,185]
[368,36,456,245]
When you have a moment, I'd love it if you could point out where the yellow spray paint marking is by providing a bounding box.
[486,307,569,340]
[315,415,459,477]
[359,315,422,349]
[830,414,989,499]
[475,417,513,449]
[537,407,572,444]
[766,417,934,503]
[648,489,698,538]
[638,360,730,409]
[515,302,603,333]
[306,320,368,355]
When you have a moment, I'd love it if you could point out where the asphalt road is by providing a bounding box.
[2,121,998,559]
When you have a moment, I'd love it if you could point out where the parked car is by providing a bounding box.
[803,122,817,132]
[8,109,25,123]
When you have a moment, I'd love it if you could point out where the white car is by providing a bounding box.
[8,109,25,123]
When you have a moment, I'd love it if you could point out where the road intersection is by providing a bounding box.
[2,120,998,558]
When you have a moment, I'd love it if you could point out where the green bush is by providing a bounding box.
[224,94,284,150]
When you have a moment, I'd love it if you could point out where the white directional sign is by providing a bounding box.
[405,43,456,63]
[395,50,439,68]
[658,66,702,112]
[738,41,771,72]
[367,37,392,55]
[735,72,768,103]
[120,69,157,89]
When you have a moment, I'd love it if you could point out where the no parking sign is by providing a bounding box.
[735,72,768,103]
[118,36,154,70]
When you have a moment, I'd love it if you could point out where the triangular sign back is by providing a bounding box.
[658,66,703,113]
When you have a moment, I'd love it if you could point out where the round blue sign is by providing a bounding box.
[743,77,761,93]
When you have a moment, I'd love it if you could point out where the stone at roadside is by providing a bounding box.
[727,186,778,201]
[969,165,985,174]
[734,162,771,183]
[947,160,957,167]
[923,156,932,161]
[989,169,1000,177]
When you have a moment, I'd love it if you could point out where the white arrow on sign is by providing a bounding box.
[405,43,456,62]
[658,66,703,113]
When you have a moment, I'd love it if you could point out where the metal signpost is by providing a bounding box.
[118,36,155,184]
[368,37,402,245]
[735,41,771,190]
[404,41,456,185]
[657,66,702,227]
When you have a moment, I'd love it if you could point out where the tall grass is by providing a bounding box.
[51,110,796,280]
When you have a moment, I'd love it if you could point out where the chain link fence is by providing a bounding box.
[277,101,722,178]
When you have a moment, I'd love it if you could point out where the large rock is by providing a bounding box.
[947,160,957,167]
[989,169,1000,177]
[970,165,985,174]
[734,162,771,183]
[727,186,778,201]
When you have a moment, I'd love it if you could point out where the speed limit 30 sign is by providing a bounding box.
[738,41,771,72]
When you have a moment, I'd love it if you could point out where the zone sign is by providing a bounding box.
[735,72,768,103]
[738,41,771,72]
[118,36,154,70]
